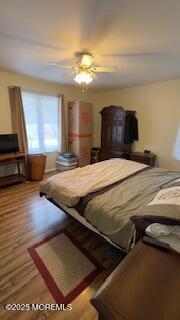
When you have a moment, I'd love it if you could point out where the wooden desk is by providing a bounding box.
[0,152,28,187]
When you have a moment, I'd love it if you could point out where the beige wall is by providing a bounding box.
[93,80,180,170]
[1,69,180,171]
[0,69,96,171]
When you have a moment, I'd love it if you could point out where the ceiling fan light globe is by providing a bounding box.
[74,71,93,84]
[80,54,93,68]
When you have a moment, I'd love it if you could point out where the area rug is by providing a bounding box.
[28,229,104,304]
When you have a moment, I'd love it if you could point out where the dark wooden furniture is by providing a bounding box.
[99,106,133,161]
[0,152,27,187]
[128,151,156,166]
[91,241,180,320]
[91,147,100,164]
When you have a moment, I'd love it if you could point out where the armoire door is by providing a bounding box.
[100,106,125,152]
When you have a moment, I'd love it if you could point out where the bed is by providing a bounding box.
[40,158,180,252]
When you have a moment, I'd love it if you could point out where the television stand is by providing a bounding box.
[0,152,28,188]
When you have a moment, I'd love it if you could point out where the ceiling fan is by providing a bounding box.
[49,51,117,92]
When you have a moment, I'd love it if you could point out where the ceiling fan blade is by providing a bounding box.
[0,32,68,52]
[92,66,118,73]
[102,51,165,58]
[79,1,122,49]
[48,62,73,68]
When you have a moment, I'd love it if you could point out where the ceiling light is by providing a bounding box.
[74,70,93,92]
[80,54,93,68]
[74,70,93,84]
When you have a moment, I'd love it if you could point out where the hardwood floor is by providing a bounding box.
[0,176,123,320]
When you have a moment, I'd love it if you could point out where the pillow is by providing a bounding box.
[131,189,180,239]
[131,214,180,242]
[147,186,180,206]
[145,223,180,253]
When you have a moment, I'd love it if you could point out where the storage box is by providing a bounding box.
[68,101,92,167]
[56,162,78,172]
[68,136,91,167]
[68,101,91,134]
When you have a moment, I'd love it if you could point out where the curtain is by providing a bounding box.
[58,94,67,153]
[8,86,28,153]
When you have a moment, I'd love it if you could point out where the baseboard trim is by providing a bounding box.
[45,167,57,173]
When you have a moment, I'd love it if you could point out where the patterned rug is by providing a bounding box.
[28,229,104,304]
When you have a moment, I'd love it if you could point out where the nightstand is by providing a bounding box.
[91,147,101,163]
[128,152,156,166]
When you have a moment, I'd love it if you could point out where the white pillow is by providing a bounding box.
[147,186,180,206]
[145,223,180,253]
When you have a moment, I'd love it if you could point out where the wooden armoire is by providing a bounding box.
[99,106,133,161]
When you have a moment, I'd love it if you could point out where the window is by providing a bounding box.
[173,125,180,160]
[22,91,60,153]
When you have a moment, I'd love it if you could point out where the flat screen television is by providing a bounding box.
[0,134,19,154]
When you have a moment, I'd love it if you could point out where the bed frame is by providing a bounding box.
[41,193,129,254]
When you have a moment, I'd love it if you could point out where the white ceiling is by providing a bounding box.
[1,0,180,89]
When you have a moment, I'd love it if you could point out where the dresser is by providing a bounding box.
[128,151,156,166]
[91,241,180,320]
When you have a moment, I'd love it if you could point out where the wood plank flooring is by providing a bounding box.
[0,176,123,320]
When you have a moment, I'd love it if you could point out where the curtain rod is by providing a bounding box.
[7,86,62,97]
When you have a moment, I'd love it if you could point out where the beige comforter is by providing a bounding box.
[40,159,147,207]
